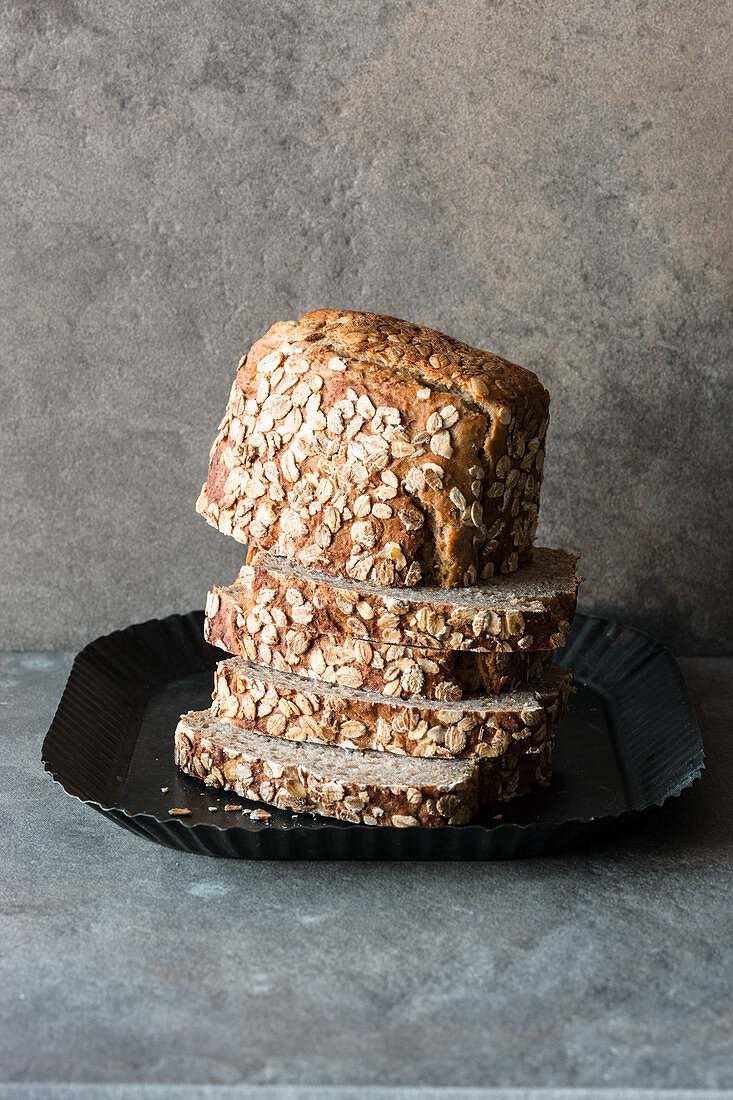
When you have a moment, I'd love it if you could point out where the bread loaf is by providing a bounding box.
[175,709,553,826]
[196,310,549,587]
[211,658,572,760]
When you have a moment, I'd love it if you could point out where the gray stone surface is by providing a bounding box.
[1,2,731,654]
[3,1091,732,1100]
[1,652,732,1090]
[2,1091,732,1100]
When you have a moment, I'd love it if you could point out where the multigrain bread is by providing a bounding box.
[211,658,572,760]
[213,546,579,654]
[175,709,554,825]
[196,310,550,588]
[205,589,554,698]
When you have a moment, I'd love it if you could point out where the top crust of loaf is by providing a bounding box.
[262,310,549,426]
[197,310,550,588]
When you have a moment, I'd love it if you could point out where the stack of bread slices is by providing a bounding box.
[175,309,581,826]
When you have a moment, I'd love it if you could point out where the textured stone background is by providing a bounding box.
[1,0,731,653]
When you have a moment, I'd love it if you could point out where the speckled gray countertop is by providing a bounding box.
[1,653,731,1098]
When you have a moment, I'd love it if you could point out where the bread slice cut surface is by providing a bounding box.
[175,709,554,826]
[211,658,571,759]
[222,545,580,652]
[206,585,555,698]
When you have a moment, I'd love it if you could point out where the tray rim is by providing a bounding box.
[41,607,706,851]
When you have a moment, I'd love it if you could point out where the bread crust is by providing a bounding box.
[175,709,553,826]
[211,658,572,761]
[206,585,554,698]
[197,310,550,588]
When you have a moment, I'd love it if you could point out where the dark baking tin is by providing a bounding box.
[42,610,704,860]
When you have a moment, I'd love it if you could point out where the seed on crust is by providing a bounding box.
[495,455,511,479]
[403,467,425,494]
[430,430,453,458]
[281,451,299,482]
[267,713,288,737]
[334,666,364,688]
[383,543,407,569]
[423,463,444,490]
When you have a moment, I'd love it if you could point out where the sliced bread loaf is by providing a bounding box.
[175,709,553,825]
[205,588,554,698]
[221,546,579,653]
[196,309,549,588]
[211,658,571,760]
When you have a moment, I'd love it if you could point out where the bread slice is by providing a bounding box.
[175,709,554,826]
[205,587,554,698]
[211,658,572,760]
[216,545,579,655]
[196,309,549,588]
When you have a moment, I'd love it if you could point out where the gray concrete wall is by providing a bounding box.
[2,0,730,653]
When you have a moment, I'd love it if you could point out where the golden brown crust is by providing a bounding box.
[211,659,572,761]
[205,584,554,698]
[197,310,550,587]
[266,310,548,423]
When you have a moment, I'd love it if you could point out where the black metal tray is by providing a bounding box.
[42,610,704,859]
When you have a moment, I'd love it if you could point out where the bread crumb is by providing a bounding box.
[168,808,191,816]
[161,787,169,793]
[250,809,271,822]
[224,804,241,812]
